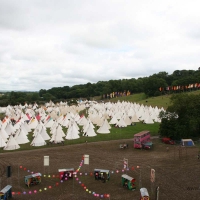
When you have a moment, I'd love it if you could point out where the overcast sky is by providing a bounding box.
[0,0,200,91]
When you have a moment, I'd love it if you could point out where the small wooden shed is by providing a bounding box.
[24,173,42,187]
[94,169,110,182]
[0,185,12,200]
[121,174,136,190]
[58,168,74,180]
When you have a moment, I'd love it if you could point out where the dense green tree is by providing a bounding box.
[2,69,200,105]
[143,76,167,97]
[159,116,178,139]
[134,78,144,93]
[39,89,47,97]
[43,93,56,101]
[31,93,40,101]
[159,93,200,139]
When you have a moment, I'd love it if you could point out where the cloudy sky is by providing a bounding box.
[1,0,200,91]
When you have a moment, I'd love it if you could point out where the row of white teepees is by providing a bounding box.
[0,100,165,150]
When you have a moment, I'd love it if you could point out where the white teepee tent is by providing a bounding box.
[0,128,9,142]
[116,117,127,127]
[0,134,6,147]
[109,116,118,125]
[97,120,110,134]
[40,126,50,140]
[50,126,64,143]
[28,117,38,129]
[31,133,46,146]
[4,135,20,150]
[14,128,30,144]
[65,122,80,140]
[5,122,15,136]
[84,123,97,137]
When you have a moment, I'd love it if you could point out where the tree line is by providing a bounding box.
[159,93,200,140]
[38,69,200,100]
[1,69,200,106]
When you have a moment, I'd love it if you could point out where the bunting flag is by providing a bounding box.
[26,113,31,120]
[36,114,41,121]
[160,83,200,91]
[127,90,131,96]
[80,114,84,118]
[14,156,138,198]
[46,115,51,121]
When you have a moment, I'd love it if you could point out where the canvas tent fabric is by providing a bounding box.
[65,122,80,140]
[0,128,9,141]
[40,126,50,140]
[84,123,97,137]
[50,127,64,143]
[31,133,46,147]
[181,139,195,146]
[28,118,38,129]
[3,135,20,150]
[14,129,30,144]
[0,134,6,147]
[5,123,15,136]
[109,116,118,125]
[97,120,110,134]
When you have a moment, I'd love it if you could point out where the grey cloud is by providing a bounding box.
[1,0,200,91]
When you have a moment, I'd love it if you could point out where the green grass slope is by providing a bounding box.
[2,90,200,153]
[107,90,200,109]
[107,93,171,109]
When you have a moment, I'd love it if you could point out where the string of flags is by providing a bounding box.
[159,83,200,91]
[12,156,137,198]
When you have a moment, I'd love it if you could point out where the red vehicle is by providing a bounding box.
[162,138,175,145]
[134,131,152,149]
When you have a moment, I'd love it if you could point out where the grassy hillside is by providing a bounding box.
[0,123,160,153]
[1,90,200,153]
[107,90,200,109]
[106,93,171,109]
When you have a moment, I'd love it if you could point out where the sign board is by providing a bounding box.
[84,155,89,165]
[151,168,155,183]
[44,156,49,166]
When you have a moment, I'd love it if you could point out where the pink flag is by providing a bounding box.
[26,113,31,120]
[36,114,41,121]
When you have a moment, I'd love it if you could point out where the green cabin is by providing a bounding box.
[121,174,136,190]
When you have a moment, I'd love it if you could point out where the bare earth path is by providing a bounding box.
[0,139,199,200]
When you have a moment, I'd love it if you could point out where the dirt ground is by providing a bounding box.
[0,139,200,200]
